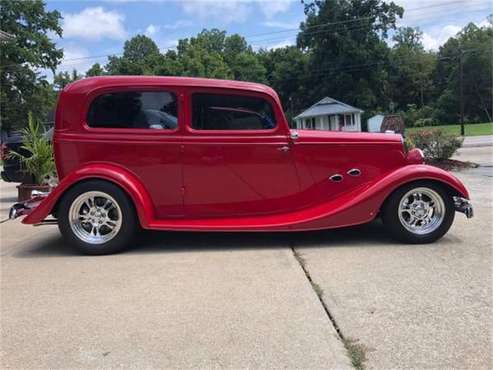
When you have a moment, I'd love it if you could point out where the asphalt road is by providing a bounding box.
[1,146,492,369]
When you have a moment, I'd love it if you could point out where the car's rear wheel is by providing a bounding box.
[58,180,137,254]
[382,181,455,244]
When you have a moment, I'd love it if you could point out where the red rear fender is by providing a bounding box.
[22,163,154,226]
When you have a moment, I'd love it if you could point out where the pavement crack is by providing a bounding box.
[290,243,367,369]
[290,245,345,340]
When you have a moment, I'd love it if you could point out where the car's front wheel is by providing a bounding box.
[58,180,137,254]
[382,181,455,244]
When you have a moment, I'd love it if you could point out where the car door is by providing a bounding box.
[182,89,301,218]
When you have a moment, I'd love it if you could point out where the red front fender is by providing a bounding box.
[22,163,154,226]
[295,164,470,230]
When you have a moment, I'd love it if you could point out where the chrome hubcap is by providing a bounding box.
[69,191,122,244]
[398,187,445,235]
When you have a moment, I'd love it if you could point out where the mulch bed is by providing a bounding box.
[426,159,479,171]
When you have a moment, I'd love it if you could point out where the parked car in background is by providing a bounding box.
[9,76,473,255]
[1,128,53,183]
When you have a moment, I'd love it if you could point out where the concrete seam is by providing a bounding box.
[289,244,346,342]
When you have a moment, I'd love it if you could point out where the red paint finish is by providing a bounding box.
[21,76,470,232]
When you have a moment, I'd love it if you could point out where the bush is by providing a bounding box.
[407,129,463,161]
[8,112,55,184]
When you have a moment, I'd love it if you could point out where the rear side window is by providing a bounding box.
[87,91,178,129]
[192,93,276,130]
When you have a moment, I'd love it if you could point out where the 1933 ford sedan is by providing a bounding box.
[9,76,473,254]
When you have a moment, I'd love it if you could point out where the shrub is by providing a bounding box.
[8,112,55,184]
[401,104,436,127]
[407,129,463,161]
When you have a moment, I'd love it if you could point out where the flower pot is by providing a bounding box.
[17,184,51,202]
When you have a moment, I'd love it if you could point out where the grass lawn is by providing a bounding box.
[406,122,493,136]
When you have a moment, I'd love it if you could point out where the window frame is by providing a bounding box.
[185,88,282,136]
[82,86,183,135]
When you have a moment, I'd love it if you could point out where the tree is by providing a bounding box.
[259,46,309,120]
[174,29,232,79]
[0,0,63,132]
[434,22,493,123]
[106,35,162,75]
[388,27,437,115]
[86,63,104,77]
[297,0,403,111]
[53,69,82,90]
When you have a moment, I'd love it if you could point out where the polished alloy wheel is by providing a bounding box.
[398,187,445,235]
[68,191,122,244]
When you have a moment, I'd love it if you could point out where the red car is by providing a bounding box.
[9,76,473,254]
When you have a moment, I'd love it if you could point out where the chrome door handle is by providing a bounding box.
[278,146,290,152]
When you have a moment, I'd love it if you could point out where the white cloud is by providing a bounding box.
[419,16,490,51]
[162,20,193,30]
[145,24,159,36]
[178,0,293,24]
[395,0,491,25]
[260,0,293,19]
[422,24,461,50]
[263,20,298,29]
[62,7,127,40]
[266,38,295,49]
[180,0,251,24]
[49,45,97,78]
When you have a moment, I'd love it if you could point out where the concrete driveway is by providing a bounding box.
[1,147,492,369]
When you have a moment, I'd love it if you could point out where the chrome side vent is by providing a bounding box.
[347,168,361,177]
[329,174,343,182]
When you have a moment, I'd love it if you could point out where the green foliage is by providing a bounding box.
[297,0,403,111]
[8,113,55,184]
[106,35,162,75]
[54,69,82,90]
[0,0,63,132]
[401,104,435,127]
[389,27,437,111]
[86,63,104,77]
[433,22,493,123]
[407,129,463,161]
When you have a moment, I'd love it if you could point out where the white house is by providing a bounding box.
[294,97,363,131]
[367,114,385,132]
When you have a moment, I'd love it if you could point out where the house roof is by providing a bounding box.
[294,97,363,120]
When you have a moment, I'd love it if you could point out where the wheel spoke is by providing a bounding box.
[103,199,114,210]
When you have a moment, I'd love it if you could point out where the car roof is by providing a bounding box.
[64,76,279,100]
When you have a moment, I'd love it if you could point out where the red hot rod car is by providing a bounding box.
[9,76,473,254]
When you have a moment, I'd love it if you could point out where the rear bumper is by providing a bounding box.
[453,196,474,218]
[9,192,51,221]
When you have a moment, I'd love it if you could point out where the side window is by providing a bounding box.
[192,93,276,130]
[87,91,178,129]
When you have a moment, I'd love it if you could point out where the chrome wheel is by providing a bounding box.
[398,187,445,235]
[68,191,122,244]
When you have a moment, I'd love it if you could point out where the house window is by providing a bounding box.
[345,114,354,126]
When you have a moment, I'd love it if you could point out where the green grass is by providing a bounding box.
[406,122,493,136]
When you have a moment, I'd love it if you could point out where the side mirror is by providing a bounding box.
[290,131,299,141]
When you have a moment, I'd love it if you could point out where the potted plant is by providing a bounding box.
[9,113,57,201]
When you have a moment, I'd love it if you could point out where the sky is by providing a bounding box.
[45,0,492,76]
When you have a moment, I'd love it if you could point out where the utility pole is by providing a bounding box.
[459,47,465,136]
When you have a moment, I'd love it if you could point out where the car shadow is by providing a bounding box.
[14,220,395,258]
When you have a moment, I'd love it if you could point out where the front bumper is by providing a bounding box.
[453,196,474,218]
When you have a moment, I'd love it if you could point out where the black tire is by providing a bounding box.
[382,181,455,244]
[57,180,137,255]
